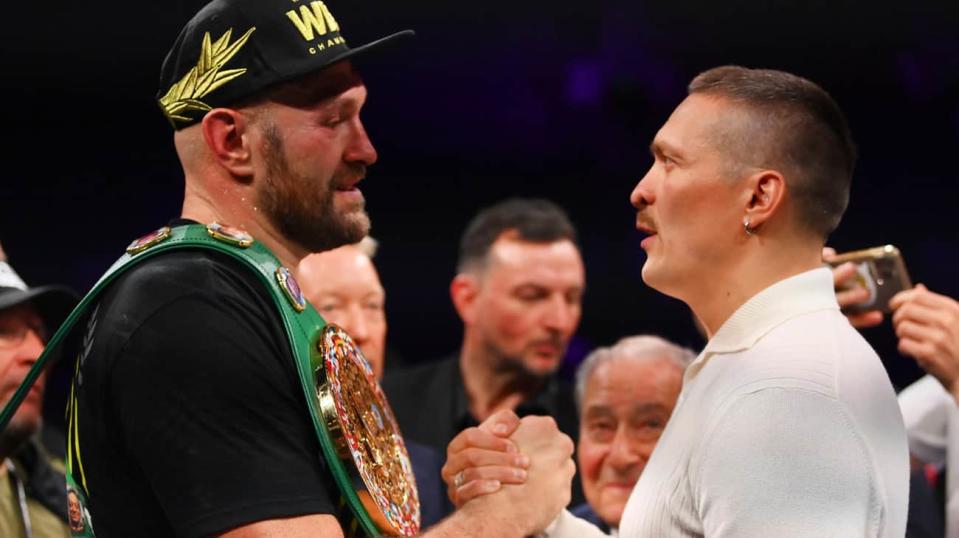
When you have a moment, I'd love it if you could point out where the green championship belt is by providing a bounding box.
[0,223,420,537]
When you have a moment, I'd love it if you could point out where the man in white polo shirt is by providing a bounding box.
[444,65,909,537]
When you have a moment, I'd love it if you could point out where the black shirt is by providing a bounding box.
[381,355,584,506]
[73,242,337,537]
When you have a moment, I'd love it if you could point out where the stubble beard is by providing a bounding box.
[259,124,369,253]
[0,412,40,460]
[490,343,562,383]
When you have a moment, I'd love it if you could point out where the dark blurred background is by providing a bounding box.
[2,0,958,394]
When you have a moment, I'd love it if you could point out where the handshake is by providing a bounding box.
[439,410,576,537]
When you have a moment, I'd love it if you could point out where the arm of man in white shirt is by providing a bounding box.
[898,374,951,466]
[695,388,885,537]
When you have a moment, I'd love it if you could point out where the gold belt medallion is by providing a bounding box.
[315,324,420,536]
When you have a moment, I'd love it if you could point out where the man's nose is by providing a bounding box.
[543,296,577,333]
[14,328,45,365]
[607,428,643,470]
[345,306,370,345]
[630,166,657,210]
[345,119,378,167]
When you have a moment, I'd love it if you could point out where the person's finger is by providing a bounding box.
[888,288,915,311]
[822,247,837,260]
[451,479,502,507]
[831,262,858,288]
[478,408,522,437]
[441,447,530,487]
[836,286,870,309]
[898,337,936,365]
[905,285,959,312]
[846,311,884,328]
[892,301,941,329]
[456,465,528,487]
[446,447,529,473]
[894,320,940,351]
[446,426,517,456]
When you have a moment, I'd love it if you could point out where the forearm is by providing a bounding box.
[421,503,524,538]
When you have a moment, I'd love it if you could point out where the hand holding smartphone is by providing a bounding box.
[825,245,912,314]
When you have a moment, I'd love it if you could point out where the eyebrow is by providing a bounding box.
[650,138,682,159]
[583,402,671,419]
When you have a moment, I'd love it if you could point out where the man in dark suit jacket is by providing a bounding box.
[383,198,586,506]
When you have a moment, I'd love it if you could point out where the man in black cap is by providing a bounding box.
[65,1,575,536]
[0,243,76,537]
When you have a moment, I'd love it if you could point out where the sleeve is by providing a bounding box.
[898,374,953,465]
[694,388,880,538]
[539,510,610,538]
[110,290,337,537]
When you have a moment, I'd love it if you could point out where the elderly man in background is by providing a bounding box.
[572,335,694,534]
[0,242,76,537]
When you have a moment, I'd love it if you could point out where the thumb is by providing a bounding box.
[480,409,521,437]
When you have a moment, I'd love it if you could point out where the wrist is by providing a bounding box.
[457,494,529,537]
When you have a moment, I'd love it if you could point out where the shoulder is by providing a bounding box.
[718,308,881,397]
[107,248,267,306]
[94,248,278,342]
[88,247,293,398]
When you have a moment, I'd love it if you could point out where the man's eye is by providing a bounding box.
[589,421,614,432]
[321,115,343,127]
[641,419,665,430]
[588,422,615,441]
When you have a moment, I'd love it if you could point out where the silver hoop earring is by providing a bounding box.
[744,217,755,236]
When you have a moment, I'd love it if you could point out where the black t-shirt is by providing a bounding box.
[72,241,337,537]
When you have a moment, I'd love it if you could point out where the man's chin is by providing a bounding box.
[0,415,41,458]
[640,261,677,297]
[522,356,563,378]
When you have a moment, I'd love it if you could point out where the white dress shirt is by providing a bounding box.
[547,268,909,537]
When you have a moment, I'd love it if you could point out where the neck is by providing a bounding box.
[459,337,545,422]
[181,180,306,269]
[690,238,823,338]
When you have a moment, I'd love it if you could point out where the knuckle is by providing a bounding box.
[932,332,947,348]
[463,428,483,444]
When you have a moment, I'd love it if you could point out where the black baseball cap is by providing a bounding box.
[0,261,77,335]
[157,0,414,129]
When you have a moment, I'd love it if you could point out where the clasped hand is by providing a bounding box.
[441,410,575,536]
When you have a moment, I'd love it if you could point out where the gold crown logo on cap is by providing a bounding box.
[159,27,257,127]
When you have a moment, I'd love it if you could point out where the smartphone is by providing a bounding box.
[826,245,912,314]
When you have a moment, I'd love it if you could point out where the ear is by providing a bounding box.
[200,108,255,178]
[450,273,481,325]
[743,169,786,231]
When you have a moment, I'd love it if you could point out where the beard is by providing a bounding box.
[258,124,370,253]
[0,413,39,461]
[489,340,564,382]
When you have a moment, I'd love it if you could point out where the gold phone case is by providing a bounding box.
[827,245,912,313]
